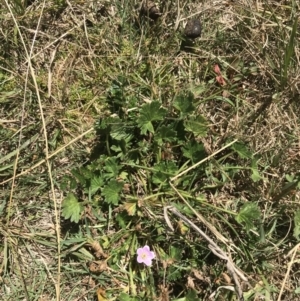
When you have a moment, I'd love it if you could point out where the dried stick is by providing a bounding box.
[277,243,300,301]
[164,205,247,301]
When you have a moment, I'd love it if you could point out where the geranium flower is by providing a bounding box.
[214,64,226,86]
[136,245,155,266]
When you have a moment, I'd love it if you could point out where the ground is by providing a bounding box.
[0,0,300,300]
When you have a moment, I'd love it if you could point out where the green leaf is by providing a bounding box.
[231,142,252,159]
[0,199,7,217]
[152,161,177,184]
[184,115,207,137]
[182,141,206,163]
[102,179,123,205]
[173,91,195,117]
[138,101,167,134]
[190,84,206,96]
[185,289,201,301]
[235,202,261,232]
[111,139,130,158]
[250,158,262,182]
[90,176,104,195]
[170,246,182,260]
[61,193,83,223]
[281,17,298,87]
[104,157,121,179]
[110,118,133,141]
[118,292,140,301]
[286,174,295,182]
[172,290,200,301]
[250,168,262,182]
[80,167,94,180]
[69,177,77,190]
[71,169,86,186]
[155,125,177,144]
[116,213,128,229]
[167,266,183,282]
[96,116,117,131]
[293,210,300,241]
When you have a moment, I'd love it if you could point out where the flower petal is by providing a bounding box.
[143,258,152,266]
[137,248,144,255]
[136,245,155,266]
[137,255,144,263]
[214,64,221,74]
[149,251,155,259]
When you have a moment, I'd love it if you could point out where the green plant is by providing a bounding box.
[60,79,267,300]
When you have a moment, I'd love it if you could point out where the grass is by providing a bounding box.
[0,0,300,300]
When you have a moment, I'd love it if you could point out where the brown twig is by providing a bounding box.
[164,205,248,301]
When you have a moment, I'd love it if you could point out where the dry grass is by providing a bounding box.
[1,0,300,300]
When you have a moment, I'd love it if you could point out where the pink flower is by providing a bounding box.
[216,75,226,86]
[214,64,226,86]
[136,245,155,266]
[214,64,221,75]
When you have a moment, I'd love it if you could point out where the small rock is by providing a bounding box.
[184,19,201,39]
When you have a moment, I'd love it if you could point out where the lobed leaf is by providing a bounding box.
[173,91,195,117]
[90,176,104,195]
[182,141,206,163]
[62,193,83,223]
[102,179,124,205]
[231,142,252,159]
[235,202,261,232]
[155,125,177,144]
[138,101,167,134]
[184,115,207,137]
